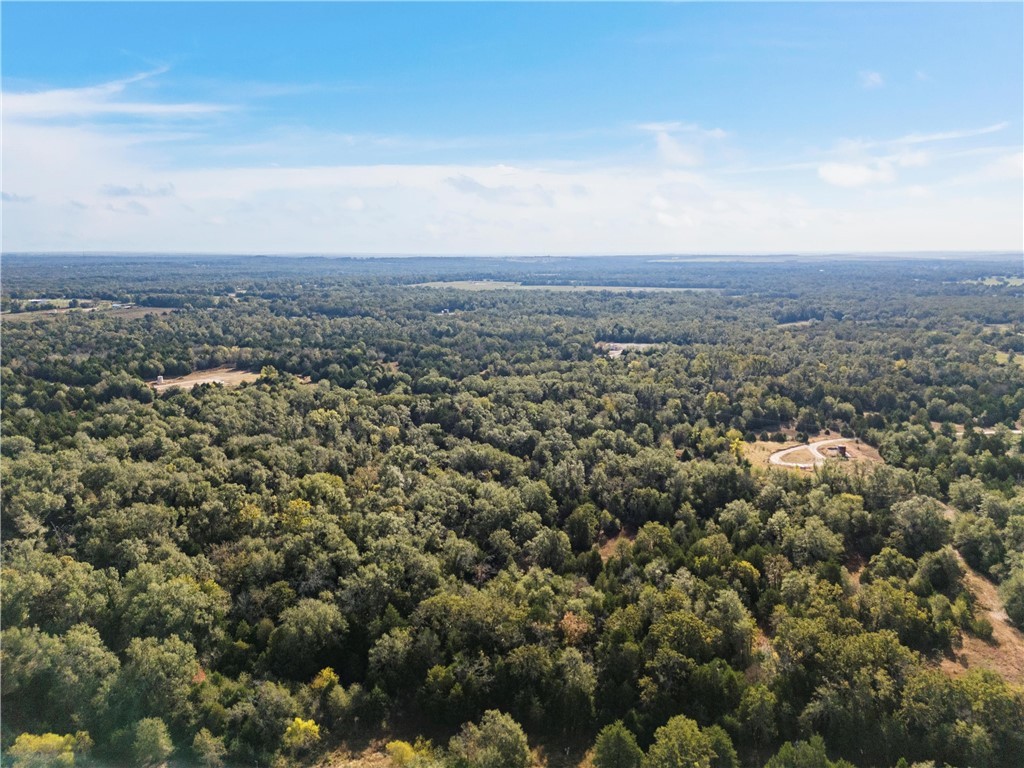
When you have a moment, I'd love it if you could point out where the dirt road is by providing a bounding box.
[768,438,850,469]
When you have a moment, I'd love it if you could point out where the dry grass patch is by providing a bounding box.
[941,564,1024,686]
[838,440,884,464]
[598,528,636,562]
[151,366,259,391]
[745,439,800,469]
[1,305,175,323]
[777,446,816,466]
[596,341,660,358]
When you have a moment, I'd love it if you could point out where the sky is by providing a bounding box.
[2,2,1022,255]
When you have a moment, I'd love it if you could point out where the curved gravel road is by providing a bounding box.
[768,438,851,469]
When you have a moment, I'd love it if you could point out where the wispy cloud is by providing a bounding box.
[99,182,176,198]
[637,121,727,167]
[4,68,232,120]
[818,161,895,188]
[892,122,1008,146]
[859,71,884,90]
[637,121,728,140]
[1,191,34,203]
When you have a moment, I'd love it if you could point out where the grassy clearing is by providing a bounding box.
[151,366,259,391]
[595,341,661,358]
[940,564,1024,686]
[964,276,1024,287]
[747,437,884,471]
[994,351,1024,369]
[745,439,801,469]
[777,319,817,328]
[599,528,636,562]
[0,305,174,323]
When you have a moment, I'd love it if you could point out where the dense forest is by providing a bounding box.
[2,253,1023,768]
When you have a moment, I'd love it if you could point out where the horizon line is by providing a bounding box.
[4,250,1022,260]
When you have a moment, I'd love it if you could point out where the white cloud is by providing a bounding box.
[817,161,895,188]
[893,150,930,168]
[894,122,1008,146]
[945,151,1024,187]
[100,183,176,197]
[637,121,728,167]
[4,69,231,120]
[637,121,727,140]
[654,132,701,167]
[859,71,884,89]
[1,73,1020,255]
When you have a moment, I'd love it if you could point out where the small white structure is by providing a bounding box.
[156,375,164,384]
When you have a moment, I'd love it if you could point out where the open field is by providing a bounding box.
[415,280,717,292]
[106,306,176,320]
[595,341,661,358]
[747,436,884,471]
[0,305,174,323]
[744,439,798,467]
[777,319,817,328]
[995,351,1024,369]
[773,445,816,467]
[150,366,259,391]
[967,276,1024,287]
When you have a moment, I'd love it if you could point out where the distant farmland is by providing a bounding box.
[414,280,718,292]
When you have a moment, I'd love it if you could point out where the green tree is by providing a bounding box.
[737,683,777,747]
[116,635,199,726]
[1000,570,1024,628]
[132,718,173,767]
[763,735,853,768]
[266,598,347,679]
[889,497,950,559]
[192,728,226,768]
[643,716,715,768]
[281,717,321,754]
[592,721,643,768]
[448,710,530,768]
[8,732,91,768]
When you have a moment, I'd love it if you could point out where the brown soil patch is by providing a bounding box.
[937,502,1024,685]
[839,441,883,464]
[150,366,259,391]
[598,528,636,562]
[846,553,867,591]
[941,564,1024,686]
[744,627,777,685]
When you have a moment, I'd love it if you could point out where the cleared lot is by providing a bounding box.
[150,366,259,391]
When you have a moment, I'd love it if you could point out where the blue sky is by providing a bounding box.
[2,2,1021,254]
